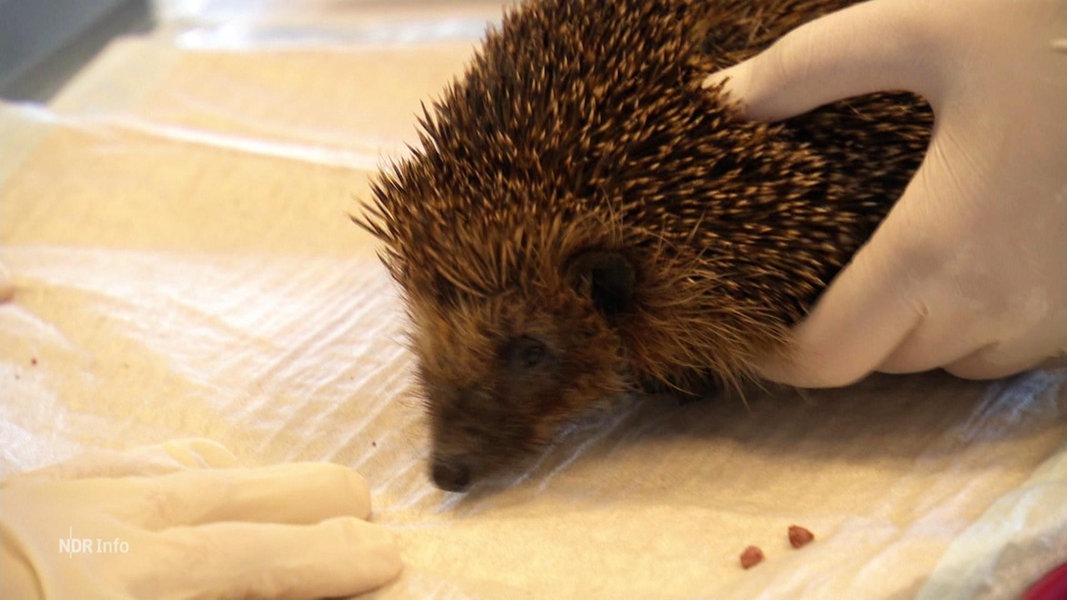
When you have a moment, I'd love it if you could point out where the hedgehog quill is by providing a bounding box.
[356,0,932,492]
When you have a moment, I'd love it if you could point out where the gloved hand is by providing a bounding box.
[1,439,402,599]
[703,0,1067,387]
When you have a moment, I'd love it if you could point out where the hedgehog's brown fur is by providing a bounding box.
[356,0,932,491]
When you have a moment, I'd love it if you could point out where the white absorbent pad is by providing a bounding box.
[1,2,1064,598]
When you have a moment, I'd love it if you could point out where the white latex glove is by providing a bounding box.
[0,439,402,599]
[703,0,1067,387]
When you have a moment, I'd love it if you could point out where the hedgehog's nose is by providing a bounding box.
[432,458,472,492]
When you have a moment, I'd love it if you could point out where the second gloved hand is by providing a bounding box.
[1,439,402,600]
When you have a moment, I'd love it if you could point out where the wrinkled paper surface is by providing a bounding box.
[2,2,1064,598]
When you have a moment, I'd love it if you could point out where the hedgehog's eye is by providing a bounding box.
[507,335,548,369]
[564,250,635,317]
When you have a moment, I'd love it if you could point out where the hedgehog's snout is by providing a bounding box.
[431,456,473,492]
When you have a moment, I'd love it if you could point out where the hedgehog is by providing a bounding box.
[356,0,932,492]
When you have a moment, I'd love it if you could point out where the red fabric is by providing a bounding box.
[1023,561,1067,600]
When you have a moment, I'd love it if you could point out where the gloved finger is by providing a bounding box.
[130,462,372,528]
[944,313,1067,380]
[877,299,1065,377]
[754,252,921,387]
[141,517,402,600]
[18,439,238,482]
[754,166,945,388]
[874,284,1002,375]
[878,335,993,376]
[702,0,937,121]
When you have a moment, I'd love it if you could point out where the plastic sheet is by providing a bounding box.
[2,2,1065,598]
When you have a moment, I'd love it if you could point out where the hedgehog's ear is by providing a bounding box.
[565,251,635,317]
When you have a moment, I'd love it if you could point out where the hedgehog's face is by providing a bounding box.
[411,251,636,492]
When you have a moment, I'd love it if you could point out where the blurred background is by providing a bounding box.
[1,0,153,101]
[0,0,508,102]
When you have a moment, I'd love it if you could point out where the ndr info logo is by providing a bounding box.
[59,527,130,558]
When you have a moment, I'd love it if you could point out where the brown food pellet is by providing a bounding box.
[740,545,764,569]
[788,525,815,548]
